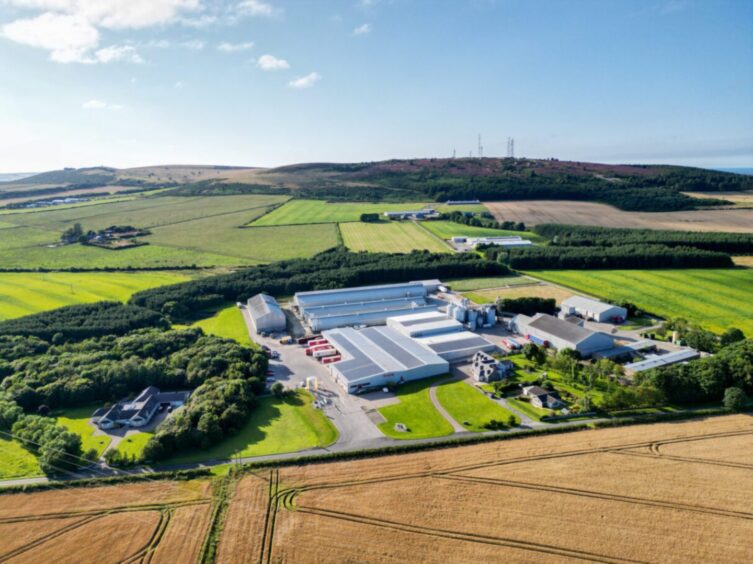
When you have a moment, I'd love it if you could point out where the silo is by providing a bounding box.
[468,309,479,330]
[486,307,496,326]
[454,305,467,323]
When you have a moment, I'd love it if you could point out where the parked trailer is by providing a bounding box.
[502,338,521,350]
[312,347,336,359]
[305,344,332,356]
[321,355,341,364]
[307,339,329,347]
[297,335,322,345]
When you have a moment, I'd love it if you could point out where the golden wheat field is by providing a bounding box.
[224,415,753,564]
[2,417,752,563]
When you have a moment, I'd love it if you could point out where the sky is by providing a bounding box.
[0,0,751,172]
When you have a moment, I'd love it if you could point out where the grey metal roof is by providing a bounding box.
[427,335,491,354]
[561,296,624,315]
[395,313,449,327]
[295,282,427,307]
[248,293,283,319]
[526,314,598,345]
[625,349,700,373]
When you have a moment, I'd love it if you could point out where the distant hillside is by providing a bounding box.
[179,158,753,212]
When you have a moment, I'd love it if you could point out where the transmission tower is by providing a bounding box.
[506,137,515,158]
[452,148,456,159]
[477,134,483,158]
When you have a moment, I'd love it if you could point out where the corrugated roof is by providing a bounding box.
[248,293,282,319]
[625,349,700,372]
[526,313,598,345]
[561,296,623,315]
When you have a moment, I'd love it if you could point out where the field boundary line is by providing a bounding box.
[295,505,641,564]
[414,221,455,252]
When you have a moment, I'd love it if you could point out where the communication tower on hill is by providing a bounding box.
[506,137,515,158]
[477,133,483,158]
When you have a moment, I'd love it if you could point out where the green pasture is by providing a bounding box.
[249,199,432,226]
[527,269,753,334]
[377,377,455,439]
[420,220,545,242]
[0,437,43,480]
[191,305,256,347]
[340,221,451,253]
[0,271,192,321]
[55,406,111,458]
[435,381,519,431]
[0,196,136,216]
[162,390,338,465]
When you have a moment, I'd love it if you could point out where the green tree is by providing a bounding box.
[723,387,747,411]
[720,328,745,348]
[271,382,285,397]
[522,343,546,365]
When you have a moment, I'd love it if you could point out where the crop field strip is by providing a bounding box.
[340,221,452,254]
[235,417,753,563]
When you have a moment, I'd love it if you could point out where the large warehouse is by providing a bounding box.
[294,281,442,332]
[247,293,287,333]
[560,296,627,323]
[514,313,614,357]
[322,326,449,394]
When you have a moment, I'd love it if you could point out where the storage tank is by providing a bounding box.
[454,305,467,323]
[468,309,479,331]
[485,307,496,326]
[447,303,456,319]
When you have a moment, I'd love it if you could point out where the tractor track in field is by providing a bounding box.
[121,508,171,564]
[612,448,753,470]
[0,514,102,562]
[294,505,644,564]
[437,474,753,521]
[257,469,280,564]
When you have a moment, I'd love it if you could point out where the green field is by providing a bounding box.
[527,269,753,334]
[0,437,43,480]
[420,220,544,242]
[191,306,256,347]
[0,271,192,320]
[250,199,431,226]
[435,381,519,432]
[377,377,455,439]
[162,390,338,465]
[340,221,451,253]
[55,406,111,458]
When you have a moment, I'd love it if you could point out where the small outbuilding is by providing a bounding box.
[560,296,627,323]
[248,293,287,334]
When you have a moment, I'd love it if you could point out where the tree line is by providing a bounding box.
[534,224,753,255]
[0,302,168,342]
[130,249,509,322]
[442,210,526,232]
[483,244,734,270]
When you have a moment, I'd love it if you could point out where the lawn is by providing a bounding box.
[377,377,455,439]
[435,380,519,432]
[340,221,451,253]
[420,220,545,243]
[55,406,111,458]
[506,398,553,421]
[0,437,43,480]
[115,432,153,459]
[249,199,433,226]
[161,390,338,465]
[527,269,753,334]
[0,271,193,321]
[191,305,256,347]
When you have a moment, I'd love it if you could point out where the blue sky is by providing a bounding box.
[0,0,751,172]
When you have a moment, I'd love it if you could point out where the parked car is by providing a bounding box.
[270,351,281,360]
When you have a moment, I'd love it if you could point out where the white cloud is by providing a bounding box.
[2,0,200,63]
[2,12,99,63]
[217,41,254,52]
[257,53,289,70]
[180,39,205,50]
[288,71,320,89]
[352,23,371,35]
[82,99,123,110]
[95,44,143,63]
[235,0,279,17]
[174,80,184,88]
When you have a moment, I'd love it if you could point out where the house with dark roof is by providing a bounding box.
[522,385,563,409]
[92,387,190,430]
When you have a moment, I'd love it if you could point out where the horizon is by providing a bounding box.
[1,0,752,172]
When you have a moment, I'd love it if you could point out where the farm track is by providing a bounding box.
[122,509,171,564]
[0,514,101,562]
[256,425,753,561]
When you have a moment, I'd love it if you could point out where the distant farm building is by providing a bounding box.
[248,293,287,333]
[467,235,533,249]
[624,349,701,375]
[92,387,189,430]
[382,208,440,220]
[321,326,449,394]
[513,313,614,357]
[294,281,441,332]
[560,296,627,323]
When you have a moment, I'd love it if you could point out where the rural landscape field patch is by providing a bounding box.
[340,221,451,254]
[527,268,753,333]
[250,199,431,226]
[223,415,753,563]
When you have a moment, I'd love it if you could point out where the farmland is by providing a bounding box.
[435,381,519,431]
[249,199,431,226]
[420,220,544,242]
[486,200,753,232]
[527,268,753,334]
[190,305,255,346]
[377,377,455,439]
[463,281,575,306]
[340,221,451,254]
[0,437,42,480]
[224,415,753,563]
[0,271,192,320]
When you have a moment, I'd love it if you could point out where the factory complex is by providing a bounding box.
[451,235,533,249]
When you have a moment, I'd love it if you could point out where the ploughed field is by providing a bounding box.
[527,268,753,334]
[0,479,213,563]
[219,415,753,563]
[485,200,753,232]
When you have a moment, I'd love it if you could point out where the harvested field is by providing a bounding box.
[684,191,753,207]
[485,200,753,232]
[0,479,213,563]
[464,282,574,305]
[216,474,269,564]
[226,415,753,563]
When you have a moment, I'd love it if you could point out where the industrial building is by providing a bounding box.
[382,208,440,220]
[387,311,464,338]
[513,313,614,357]
[247,293,287,334]
[560,296,627,323]
[468,236,533,249]
[322,326,449,394]
[624,349,700,375]
[294,281,442,332]
[415,331,496,362]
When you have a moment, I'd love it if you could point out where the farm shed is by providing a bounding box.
[295,281,441,332]
[415,331,496,362]
[513,313,614,357]
[560,296,627,323]
[387,312,464,338]
[248,293,287,333]
[322,326,449,394]
[624,348,701,375]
